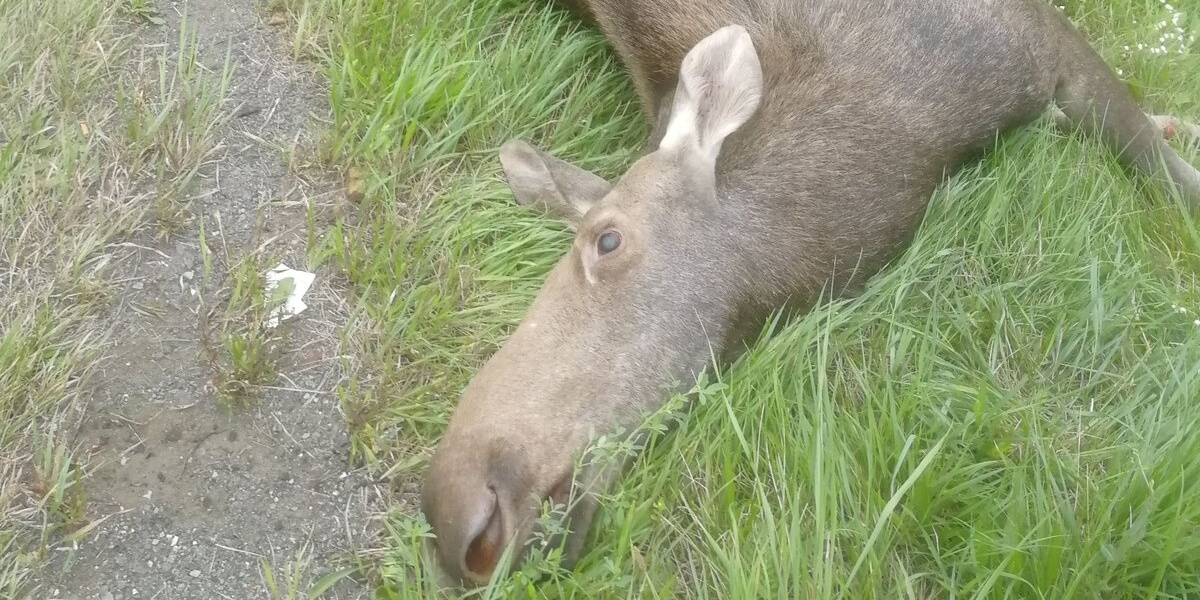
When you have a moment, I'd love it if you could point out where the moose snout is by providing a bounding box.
[422,439,582,586]
[421,458,516,585]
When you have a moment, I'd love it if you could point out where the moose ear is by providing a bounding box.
[659,25,763,163]
[498,140,612,229]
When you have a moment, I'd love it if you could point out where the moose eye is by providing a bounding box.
[597,230,623,255]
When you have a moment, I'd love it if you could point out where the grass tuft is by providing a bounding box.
[197,218,291,409]
[114,14,234,233]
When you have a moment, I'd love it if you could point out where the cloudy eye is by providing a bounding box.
[597,230,622,255]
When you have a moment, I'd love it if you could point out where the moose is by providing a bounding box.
[420,0,1200,586]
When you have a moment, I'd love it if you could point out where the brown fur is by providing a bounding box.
[422,0,1200,587]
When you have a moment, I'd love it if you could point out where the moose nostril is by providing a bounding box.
[463,487,504,578]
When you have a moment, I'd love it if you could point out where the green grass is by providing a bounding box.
[195,207,301,410]
[286,0,1198,597]
[0,1,231,595]
[199,246,288,409]
[115,13,234,232]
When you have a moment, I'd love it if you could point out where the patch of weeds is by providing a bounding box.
[0,295,108,592]
[264,0,338,64]
[23,423,91,544]
[259,548,311,600]
[258,542,360,600]
[0,0,237,593]
[199,243,291,410]
[196,208,299,409]
[114,12,234,234]
[374,512,442,598]
[0,456,35,597]
[123,0,165,25]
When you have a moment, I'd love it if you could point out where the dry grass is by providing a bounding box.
[0,0,231,595]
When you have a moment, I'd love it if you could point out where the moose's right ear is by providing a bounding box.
[498,140,612,229]
[659,24,763,164]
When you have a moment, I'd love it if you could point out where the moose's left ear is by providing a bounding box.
[659,24,763,163]
[498,139,612,229]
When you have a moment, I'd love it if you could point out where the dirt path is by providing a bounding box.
[32,1,375,598]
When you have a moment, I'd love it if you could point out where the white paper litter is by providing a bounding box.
[264,263,316,328]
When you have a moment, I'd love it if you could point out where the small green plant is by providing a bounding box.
[123,0,165,25]
[196,209,301,409]
[200,251,290,409]
[259,543,359,600]
[26,425,90,543]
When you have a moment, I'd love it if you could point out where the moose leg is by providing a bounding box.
[1044,12,1200,208]
[1148,115,1200,146]
[1051,107,1200,148]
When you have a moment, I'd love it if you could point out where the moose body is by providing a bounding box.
[422,0,1200,586]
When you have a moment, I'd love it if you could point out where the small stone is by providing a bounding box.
[345,167,366,203]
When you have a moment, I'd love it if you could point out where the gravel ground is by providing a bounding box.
[29,1,378,598]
